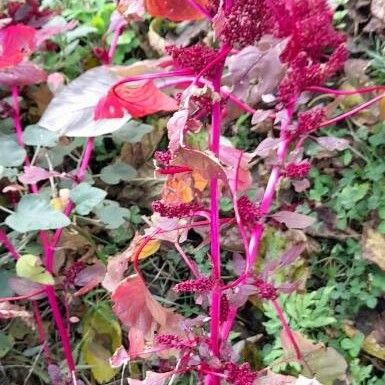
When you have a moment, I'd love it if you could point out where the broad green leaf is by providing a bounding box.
[82,304,121,384]
[0,270,14,298]
[112,121,154,144]
[23,125,59,147]
[338,183,369,209]
[16,254,54,285]
[100,161,137,185]
[5,194,70,233]
[0,332,13,358]
[0,136,26,167]
[94,200,130,229]
[70,182,107,215]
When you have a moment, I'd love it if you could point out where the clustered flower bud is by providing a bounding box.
[237,196,262,227]
[64,261,86,286]
[221,0,273,48]
[296,107,326,135]
[166,44,220,76]
[285,160,311,179]
[155,334,196,349]
[224,362,258,385]
[152,200,201,218]
[254,278,278,300]
[154,150,172,165]
[174,277,215,293]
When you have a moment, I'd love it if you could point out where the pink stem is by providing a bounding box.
[307,85,385,96]
[320,93,385,128]
[0,229,20,260]
[107,21,126,64]
[271,299,302,360]
[0,290,46,302]
[185,0,213,19]
[32,301,52,362]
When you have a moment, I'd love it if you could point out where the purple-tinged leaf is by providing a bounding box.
[252,109,272,125]
[110,345,130,368]
[19,166,60,185]
[272,211,315,229]
[0,62,46,87]
[8,277,46,300]
[254,138,281,157]
[292,178,311,192]
[315,137,350,151]
[167,109,188,152]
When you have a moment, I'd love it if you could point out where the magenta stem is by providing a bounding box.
[320,93,385,127]
[0,229,20,260]
[0,290,46,303]
[107,21,126,64]
[185,0,213,19]
[272,299,302,360]
[307,85,385,96]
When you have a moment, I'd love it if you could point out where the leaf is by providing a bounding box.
[362,228,385,271]
[70,183,107,215]
[258,369,295,385]
[23,125,59,147]
[112,120,154,144]
[94,200,131,229]
[145,0,209,21]
[95,80,178,120]
[100,161,137,185]
[38,66,130,137]
[110,345,130,368]
[226,36,287,104]
[338,183,369,209]
[19,166,60,185]
[315,137,350,151]
[5,194,70,233]
[254,138,281,158]
[281,331,347,385]
[272,211,315,229]
[0,271,14,298]
[8,277,46,300]
[0,331,13,358]
[0,62,46,87]
[0,136,26,167]
[73,262,106,296]
[127,371,173,385]
[16,254,54,285]
[81,304,122,384]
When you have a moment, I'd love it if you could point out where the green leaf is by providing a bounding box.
[0,136,26,167]
[70,182,107,215]
[5,194,70,233]
[94,200,130,229]
[100,161,137,185]
[82,304,121,384]
[338,183,370,209]
[0,332,13,358]
[0,270,14,298]
[112,120,153,144]
[16,254,54,285]
[23,125,59,147]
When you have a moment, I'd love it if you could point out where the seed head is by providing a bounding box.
[173,277,215,293]
[285,160,311,179]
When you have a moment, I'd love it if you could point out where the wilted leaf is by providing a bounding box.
[23,125,59,147]
[272,211,315,229]
[70,183,107,215]
[127,371,173,385]
[16,254,54,285]
[281,331,347,385]
[362,228,385,271]
[100,161,137,185]
[315,137,350,151]
[0,136,26,167]
[145,0,209,21]
[39,66,130,137]
[5,194,70,233]
[81,304,122,384]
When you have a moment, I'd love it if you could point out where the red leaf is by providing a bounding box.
[95,80,178,119]
[0,24,37,69]
[145,0,209,21]
[19,166,60,185]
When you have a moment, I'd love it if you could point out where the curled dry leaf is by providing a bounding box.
[362,227,385,271]
[0,302,33,320]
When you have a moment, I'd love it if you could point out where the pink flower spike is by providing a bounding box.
[285,160,311,179]
[152,201,201,218]
[173,277,215,293]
